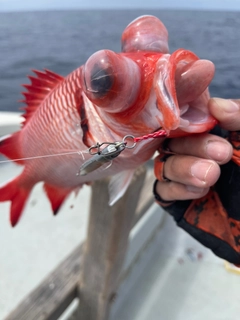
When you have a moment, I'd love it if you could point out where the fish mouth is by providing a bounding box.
[178,96,216,134]
[176,57,217,133]
[155,50,216,134]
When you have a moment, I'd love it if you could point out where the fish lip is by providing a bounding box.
[164,50,215,133]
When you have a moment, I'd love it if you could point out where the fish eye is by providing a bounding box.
[81,49,141,113]
[90,63,114,97]
[121,15,169,53]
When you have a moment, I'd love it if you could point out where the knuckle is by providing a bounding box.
[156,181,173,201]
[165,155,180,177]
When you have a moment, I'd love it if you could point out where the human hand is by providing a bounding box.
[154,98,240,202]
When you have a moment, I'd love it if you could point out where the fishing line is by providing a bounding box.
[0,150,89,164]
[0,130,167,165]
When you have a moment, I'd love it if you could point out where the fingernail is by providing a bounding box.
[191,161,213,183]
[212,98,239,113]
[206,140,231,162]
[186,185,204,193]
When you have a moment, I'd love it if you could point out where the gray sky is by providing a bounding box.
[1,0,240,12]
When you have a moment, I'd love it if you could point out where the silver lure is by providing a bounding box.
[78,141,127,176]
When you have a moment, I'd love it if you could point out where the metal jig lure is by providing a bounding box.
[78,135,136,176]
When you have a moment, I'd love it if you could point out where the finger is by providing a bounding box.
[156,180,210,201]
[162,155,221,188]
[166,133,232,164]
[209,98,240,131]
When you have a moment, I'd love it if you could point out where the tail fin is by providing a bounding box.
[0,132,24,165]
[0,175,31,226]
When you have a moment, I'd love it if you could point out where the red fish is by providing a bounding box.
[0,15,216,226]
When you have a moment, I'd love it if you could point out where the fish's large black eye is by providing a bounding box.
[90,64,114,96]
[81,49,141,113]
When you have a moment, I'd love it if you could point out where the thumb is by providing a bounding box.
[209,98,240,131]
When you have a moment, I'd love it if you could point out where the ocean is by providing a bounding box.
[0,9,240,112]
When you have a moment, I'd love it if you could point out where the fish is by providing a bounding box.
[0,15,217,226]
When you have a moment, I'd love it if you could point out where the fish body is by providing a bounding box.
[0,15,217,226]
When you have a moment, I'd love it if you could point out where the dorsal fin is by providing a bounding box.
[20,69,64,127]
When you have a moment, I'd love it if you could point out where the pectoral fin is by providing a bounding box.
[108,169,135,206]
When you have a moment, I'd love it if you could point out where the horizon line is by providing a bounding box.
[0,7,240,13]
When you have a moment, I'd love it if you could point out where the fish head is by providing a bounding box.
[80,14,169,117]
[80,15,217,137]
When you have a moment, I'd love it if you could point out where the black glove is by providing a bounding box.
[153,130,240,266]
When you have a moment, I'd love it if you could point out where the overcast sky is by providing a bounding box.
[1,0,240,12]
